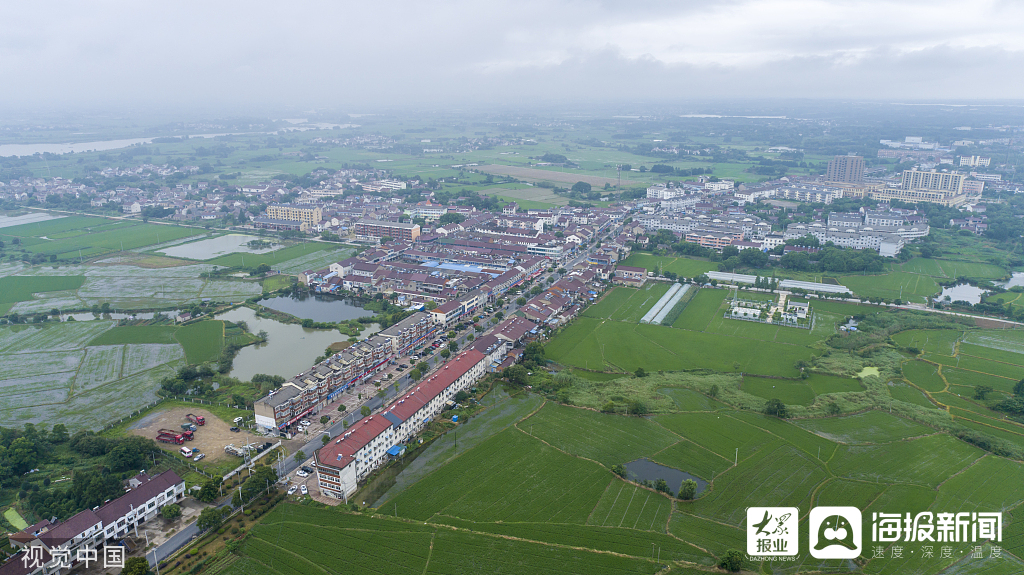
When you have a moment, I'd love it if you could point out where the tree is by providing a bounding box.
[974,385,994,400]
[196,506,226,532]
[322,434,330,446]
[410,368,423,380]
[438,212,465,225]
[50,423,69,444]
[522,341,545,365]
[416,361,428,374]
[440,349,451,359]
[320,415,329,425]
[571,181,592,194]
[764,398,788,418]
[679,479,697,500]
[361,406,371,417]
[425,301,438,310]
[337,404,347,412]
[1015,379,1024,397]
[294,450,306,462]
[708,384,719,398]
[516,297,527,306]
[160,504,182,521]
[634,367,647,378]
[827,401,841,416]
[121,557,151,575]
[503,365,529,386]
[718,549,745,572]
[196,476,223,503]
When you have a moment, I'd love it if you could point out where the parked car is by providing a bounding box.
[300,485,308,495]
[300,420,311,426]
[301,466,314,474]
[287,485,297,495]
[230,427,240,432]
[296,470,309,478]
[193,453,205,462]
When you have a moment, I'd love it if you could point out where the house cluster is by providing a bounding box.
[1,471,185,575]
[783,208,930,257]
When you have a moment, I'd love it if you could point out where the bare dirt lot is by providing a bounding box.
[128,407,241,464]
[474,165,623,187]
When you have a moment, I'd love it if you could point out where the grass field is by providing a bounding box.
[88,325,179,345]
[617,253,716,278]
[795,410,936,444]
[0,215,205,260]
[839,271,940,303]
[894,258,1007,280]
[175,320,224,363]
[740,374,862,406]
[0,275,86,313]
[521,403,680,466]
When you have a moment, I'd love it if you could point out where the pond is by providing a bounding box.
[216,307,351,382]
[940,283,988,305]
[260,294,374,322]
[997,273,1024,289]
[159,234,282,260]
[624,458,707,497]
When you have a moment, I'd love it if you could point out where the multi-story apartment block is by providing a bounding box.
[900,169,965,194]
[266,203,323,226]
[5,472,185,574]
[355,219,421,242]
[314,350,489,500]
[826,155,865,184]
[777,185,842,204]
[959,156,991,168]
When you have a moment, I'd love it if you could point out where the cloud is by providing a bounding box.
[0,0,1022,112]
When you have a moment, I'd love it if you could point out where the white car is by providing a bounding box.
[300,420,311,426]
[296,469,309,478]
[300,485,308,495]
[193,453,205,462]
[287,485,297,495]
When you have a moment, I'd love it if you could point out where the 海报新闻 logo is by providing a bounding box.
[809,506,863,559]
[747,507,799,556]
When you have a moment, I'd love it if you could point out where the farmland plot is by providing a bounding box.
[72,345,124,393]
[425,529,661,575]
[693,441,827,525]
[831,435,981,487]
[385,428,609,524]
[522,403,680,465]
[10,291,84,314]
[587,480,672,531]
[433,517,701,563]
[0,350,82,380]
[199,280,262,299]
[0,321,113,353]
[962,330,1024,353]
[122,344,185,376]
[275,248,355,275]
[795,410,936,444]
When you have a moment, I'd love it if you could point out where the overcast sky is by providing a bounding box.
[3,0,1024,113]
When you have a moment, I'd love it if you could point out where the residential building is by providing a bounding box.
[614,265,647,286]
[314,350,489,500]
[266,203,323,226]
[355,219,421,243]
[959,156,991,168]
[826,155,865,184]
[777,185,842,204]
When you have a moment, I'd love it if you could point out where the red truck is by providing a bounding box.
[156,432,184,445]
[186,413,206,426]
[160,428,192,441]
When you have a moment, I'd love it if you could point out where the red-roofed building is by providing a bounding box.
[314,350,488,500]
